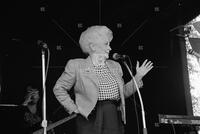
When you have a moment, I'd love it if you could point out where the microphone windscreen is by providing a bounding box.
[112,53,120,60]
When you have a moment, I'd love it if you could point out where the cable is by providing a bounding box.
[171,124,176,134]
[127,56,141,134]
[45,48,50,80]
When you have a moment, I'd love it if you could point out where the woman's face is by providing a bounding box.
[31,92,40,103]
[92,39,112,59]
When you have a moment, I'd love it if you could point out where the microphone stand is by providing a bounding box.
[40,45,48,134]
[122,60,148,134]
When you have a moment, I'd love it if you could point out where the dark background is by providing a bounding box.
[1,0,200,134]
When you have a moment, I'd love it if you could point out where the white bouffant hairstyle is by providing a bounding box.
[79,25,113,54]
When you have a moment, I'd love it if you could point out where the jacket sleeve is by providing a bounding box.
[116,62,143,98]
[124,78,143,98]
[53,59,78,114]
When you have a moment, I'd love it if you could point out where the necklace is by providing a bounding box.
[90,54,106,66]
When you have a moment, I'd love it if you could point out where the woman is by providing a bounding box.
[21,86,42,134]
[53,25,153,134]
[21,86,55,134]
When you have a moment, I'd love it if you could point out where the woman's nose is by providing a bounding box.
[107,45,112,51]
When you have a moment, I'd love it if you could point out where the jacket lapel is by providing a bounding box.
[82,57,99,87]
[106,61,123,87]
[106,60,126,124]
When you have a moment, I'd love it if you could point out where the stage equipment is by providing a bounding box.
[158,114,200,125]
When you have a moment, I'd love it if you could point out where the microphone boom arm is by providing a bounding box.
[122,61,148,134]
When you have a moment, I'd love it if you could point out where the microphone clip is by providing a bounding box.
[37,40,48,49]
[112,53,127,60]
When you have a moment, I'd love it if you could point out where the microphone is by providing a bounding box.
[188,49,200,58]
[112,53,127,60]
[37,40,48,49]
